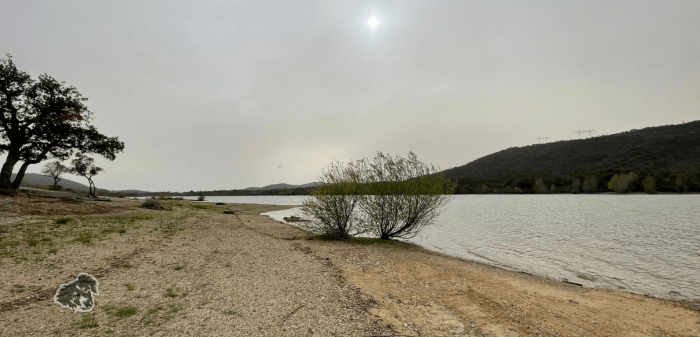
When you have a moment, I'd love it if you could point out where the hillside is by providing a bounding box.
[12,173,91,192]
[443,121,700,193]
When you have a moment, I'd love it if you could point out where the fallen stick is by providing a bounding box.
[280,304,305,325]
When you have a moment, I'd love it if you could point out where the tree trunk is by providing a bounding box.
[53,177,61,190]
[0,151,20,193]
[11,161,32,189]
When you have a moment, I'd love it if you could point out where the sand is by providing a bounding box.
[1,194,698,336]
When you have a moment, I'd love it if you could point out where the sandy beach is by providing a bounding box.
[1,193,699,336]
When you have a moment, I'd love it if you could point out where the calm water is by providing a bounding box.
[191,195,700,299]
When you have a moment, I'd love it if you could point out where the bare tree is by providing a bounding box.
[360,152,455,240]
[69,154,103,196]
[41,161,67,190]
[300,159,368,239]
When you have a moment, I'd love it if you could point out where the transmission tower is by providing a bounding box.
[574,130,595,139]
[536,137,549,144]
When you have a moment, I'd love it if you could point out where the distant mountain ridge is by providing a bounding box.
[244,182,322,190]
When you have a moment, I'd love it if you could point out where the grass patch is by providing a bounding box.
[101,226,127,235]
[79,213,155,227]
[190,204,211,210]
[48,248,58,254]
[165,288,178,298]
[76,313,99,329]
[165,287,187,298]
[55,217,73,225]
[197,299,211,309]
[11,284,25,293]
[166,303,184,315]
[142,305,163,326]
[73,232,98,244]
[124,283,135,291]
[142,303,183,325]
[104,304,138,319]
[0,239,19,251]
[173,264,185,271]
[223,310,238,315]
[147,306,163,315]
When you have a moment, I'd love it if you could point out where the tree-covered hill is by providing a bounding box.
[443,120,700,193]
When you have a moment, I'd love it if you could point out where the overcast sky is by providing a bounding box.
[1,1,698,191]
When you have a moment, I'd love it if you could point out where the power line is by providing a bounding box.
[574,130,595,139]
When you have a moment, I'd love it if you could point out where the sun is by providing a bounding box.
[368,15,379,29]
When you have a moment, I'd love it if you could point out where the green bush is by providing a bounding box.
[642,176,656,193]
[608,172,638,193]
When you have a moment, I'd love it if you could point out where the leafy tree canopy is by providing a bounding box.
[0,54,124,192]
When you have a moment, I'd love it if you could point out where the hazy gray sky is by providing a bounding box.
[1,1,698,191]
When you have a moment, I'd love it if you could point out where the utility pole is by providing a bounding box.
[574,130,595,139]
[536,137,549,144]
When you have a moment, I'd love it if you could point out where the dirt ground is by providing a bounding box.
[1,194,699,336]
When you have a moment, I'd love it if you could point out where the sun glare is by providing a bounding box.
[368,15,379,29]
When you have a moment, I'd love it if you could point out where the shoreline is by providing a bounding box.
[263,205,699,303]
[295,229,700,336]
[263,207,700,336]
[1,195,699,336]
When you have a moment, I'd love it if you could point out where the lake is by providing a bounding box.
[184,194,700,300]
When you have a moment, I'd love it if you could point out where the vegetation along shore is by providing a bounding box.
[1,189,699,336]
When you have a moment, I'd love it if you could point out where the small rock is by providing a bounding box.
[215,203,226,205]
[223,210,234,214]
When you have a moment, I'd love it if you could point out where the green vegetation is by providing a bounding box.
[361,152,456,239]
[165,286,187,298]
[300,157,366,239]
[104,303,138,318]
[444,121,700,194]
[73,232,98,244]
[301,152,455,240]
[0,54,124,193]
[76,313,99,329]
[41,161,68,190]
[55,217,73,225]
[190,204,211,210]
[0,212,164,259]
